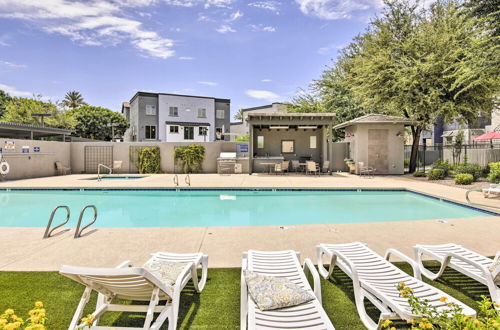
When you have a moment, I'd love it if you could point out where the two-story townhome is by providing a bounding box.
[122,92,230,142]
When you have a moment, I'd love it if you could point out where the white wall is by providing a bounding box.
[158,95,215,141]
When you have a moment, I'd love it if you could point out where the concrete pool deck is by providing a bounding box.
[0,173,499,270]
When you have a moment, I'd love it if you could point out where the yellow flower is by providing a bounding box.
[439,296,447,302]
[0,319,8,326]
[34,302,43,308]
[419,321,433,329]
[4,309,15,315]
[381,319,392,328]
[473,319,483,326]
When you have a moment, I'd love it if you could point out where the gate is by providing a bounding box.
[84,146,113,173]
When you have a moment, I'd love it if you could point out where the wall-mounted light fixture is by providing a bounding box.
[298,126,317,129]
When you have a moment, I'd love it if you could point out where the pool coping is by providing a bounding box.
[1,186,498,216]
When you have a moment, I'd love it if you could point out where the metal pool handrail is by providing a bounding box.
[97,164,113,181]
[75,205,98,238]
[43,205,70,238]
[185,174,191,186]
[465,185,500,210]
[173,174,179,186]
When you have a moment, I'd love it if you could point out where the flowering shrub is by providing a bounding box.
[380,282,500,329]
[0,302,47,330]
[455,173,474,185]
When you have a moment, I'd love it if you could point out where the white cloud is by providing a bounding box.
[0,0,175,58]
[198,81,217,86]
[0,60,27,68]
[228,10,243,21]
[179,56,195,60]
[250,24,276,32]
[216,24,236,33]
[295,0,383,20]
[0,83,33,97]
[261,79,272,82]
[317,43,343,55]
[246,89,280,102]
[248,1,280,13]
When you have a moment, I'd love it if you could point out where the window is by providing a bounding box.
[216,109,225,119]
[198,108,207,118]
[169,107,178,116]
[145,125,156,140]
[257,136,264,149]
[281,140,295,153]
[216,127,223,140]
[310,136,317,149]
[184,126,194,140]
[169,125,179,133]
[145,104,156,115]
[199,127,207,136]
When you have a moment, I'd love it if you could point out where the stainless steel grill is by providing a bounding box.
[217,152,237,174]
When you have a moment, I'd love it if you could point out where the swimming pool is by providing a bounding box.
[0,189,493,227]
[84,176,147,181]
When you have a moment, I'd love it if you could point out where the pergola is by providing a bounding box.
[0,121,73,141]
[246,113,336,173]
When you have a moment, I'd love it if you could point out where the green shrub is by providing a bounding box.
[455,163,483,181]
[428,168,445,180]
[431,159,452,177]
[455,173,474,185]
[487,162,500,183]
[174,144,205,173]
[137,146,161,174]
[413,171,426,177]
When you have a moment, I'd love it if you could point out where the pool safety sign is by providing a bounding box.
[237,143,248,153]
[4,141,15,150]
[33,146,40,153]
[22,146,30,153]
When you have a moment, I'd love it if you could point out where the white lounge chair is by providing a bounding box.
[414,243,500,306]
[483,184,500,198]
[60,251,208,330]
[358,162,375,177]
[317,242,476,329]
[241,250,335,329]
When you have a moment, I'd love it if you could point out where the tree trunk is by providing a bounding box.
[409,125,422,173]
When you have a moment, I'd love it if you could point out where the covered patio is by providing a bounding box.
[247,113,335,173]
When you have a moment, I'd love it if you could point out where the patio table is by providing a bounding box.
[260,162,276,174]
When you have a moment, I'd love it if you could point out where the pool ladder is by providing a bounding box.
[43,205,98,239]
[173,174,190,187]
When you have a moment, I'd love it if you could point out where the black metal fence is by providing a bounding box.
[404,143,500,171]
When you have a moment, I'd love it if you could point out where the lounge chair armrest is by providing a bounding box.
[303,258,322,303]
[447,252,491,276]
[385,248,421,280]
[494,251,500,263]
[116,260,133,268]
[174,261,196,291]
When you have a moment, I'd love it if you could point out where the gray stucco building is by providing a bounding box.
[122,92,230,142]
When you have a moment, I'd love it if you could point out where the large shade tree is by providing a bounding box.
[0,90,11,119]
[70,105,129,141]
[1,97,76,129]
[62,91,86,109]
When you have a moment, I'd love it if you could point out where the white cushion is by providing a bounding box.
[144,260,189,287]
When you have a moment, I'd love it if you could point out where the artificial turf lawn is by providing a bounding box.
[0,262,491,329]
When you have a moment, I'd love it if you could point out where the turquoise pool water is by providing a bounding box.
[85,176,147,181]
[0,189,493,227]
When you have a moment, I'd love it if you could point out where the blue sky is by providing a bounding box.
[0,0,384,119]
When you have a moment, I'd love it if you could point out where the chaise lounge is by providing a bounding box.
[414,243,500,306]
[241,249,335,329]
[60,251,208,330]
[317,242,476,329]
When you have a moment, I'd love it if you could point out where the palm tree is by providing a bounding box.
[62,91,86,109]
[234,108,244,121]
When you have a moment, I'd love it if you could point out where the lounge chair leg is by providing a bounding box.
[316,246,330,279]
[413,248,450,280]
[69,287,92,330]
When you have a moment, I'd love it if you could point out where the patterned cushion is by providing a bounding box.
[488,257,500,284]
[244,271,315,311]
[144,260,189,287]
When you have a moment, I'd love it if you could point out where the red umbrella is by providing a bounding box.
[474,131,500,141]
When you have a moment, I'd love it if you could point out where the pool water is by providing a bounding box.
[0,189,493,227]
[85,176,147,181]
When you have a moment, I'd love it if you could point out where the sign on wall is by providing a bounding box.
[33,147,40,153]
[4,141,15,150]
[237,143,248,153]
[22,146,30,153]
